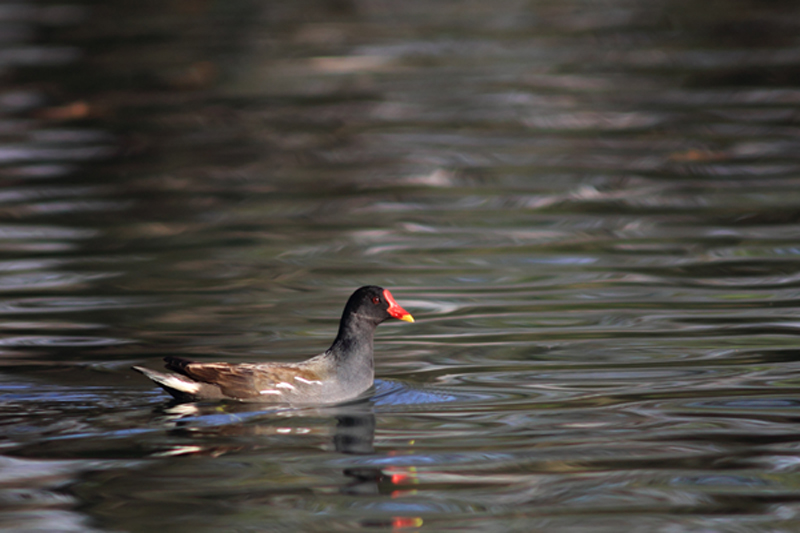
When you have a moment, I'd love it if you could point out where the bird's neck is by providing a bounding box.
[327,316,377,386]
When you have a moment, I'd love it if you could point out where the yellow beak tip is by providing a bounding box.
[400,314,415,323]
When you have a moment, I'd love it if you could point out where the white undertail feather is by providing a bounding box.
[134,367,201,394]
[157,374,201,394]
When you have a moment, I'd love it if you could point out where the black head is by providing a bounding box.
[341,286,414,326]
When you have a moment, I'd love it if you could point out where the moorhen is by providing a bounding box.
[133,286,414,404]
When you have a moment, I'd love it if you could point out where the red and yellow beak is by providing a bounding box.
[383,289,414,323]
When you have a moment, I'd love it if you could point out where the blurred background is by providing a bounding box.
[2,0,800,531]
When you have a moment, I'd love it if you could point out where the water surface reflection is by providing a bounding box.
[3,0,800,531]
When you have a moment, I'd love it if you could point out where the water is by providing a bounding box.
[2,0,800,531]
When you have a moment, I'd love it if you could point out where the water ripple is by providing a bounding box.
[0,335,130,347]
[0,296,155,314]
[0,271,119,291]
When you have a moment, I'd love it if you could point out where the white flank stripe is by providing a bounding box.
[259,389,282,395]
[294,376,323,385]
[276,382,295,390]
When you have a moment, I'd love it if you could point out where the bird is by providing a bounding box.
[132,286,414,404]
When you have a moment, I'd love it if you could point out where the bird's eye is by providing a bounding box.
[372,297,381,305]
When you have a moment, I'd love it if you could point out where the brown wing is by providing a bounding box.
[163,356,322,401]
[164,356,262,399]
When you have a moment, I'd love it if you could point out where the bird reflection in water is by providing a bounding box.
[150,398,423,530]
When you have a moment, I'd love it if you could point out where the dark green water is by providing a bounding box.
[2,0,800,531]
